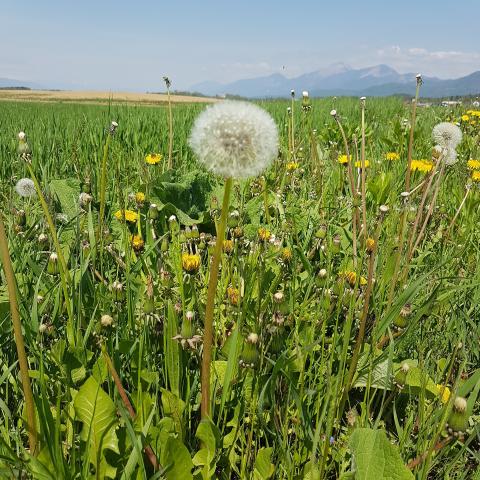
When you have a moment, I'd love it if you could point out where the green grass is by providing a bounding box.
[0,96,479,479]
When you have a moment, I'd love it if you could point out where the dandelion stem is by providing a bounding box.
[98,130,112,265]
[167,86,174,169]
[446,185,471,236]
[360,100,368,238]
[0,215,38,456]
[201,177,233,419]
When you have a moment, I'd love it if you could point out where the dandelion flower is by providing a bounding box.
[436,384,451,404]
[338,154,349,165]
[472,171,480,182]
[410,160,434,173]
[135,192,146,204]
[131,235,145,252]
[145,153,162,165]
[432,122,462,149]
[286,161,299,172]
[114,209,139,223]
[189,101,278,178]
[467,159,480,170]
[354,160,370,168]
[182,252,201,273]
[15,178,36,197]
[386,152,400,161]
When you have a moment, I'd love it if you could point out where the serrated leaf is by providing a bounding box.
[349,428,413,480]
[74,376,119,479]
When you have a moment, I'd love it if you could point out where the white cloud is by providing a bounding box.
[375,46,480,77]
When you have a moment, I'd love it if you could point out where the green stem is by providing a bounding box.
[0,215,38,455]
[200,177,233,419]
[167,88,174,169]
[98,132,112,265]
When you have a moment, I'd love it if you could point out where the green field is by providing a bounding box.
[0,95,479,479]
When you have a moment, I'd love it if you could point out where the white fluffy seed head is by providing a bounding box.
[302,90,309,98]
[15,178,36,197]
[18,131,26,140]
[189,101,278,179]
[444,148,458,166]
[432,122,462,149]
[330,109,337,117]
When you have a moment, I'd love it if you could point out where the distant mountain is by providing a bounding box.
[0,77,44,89]
[190,65,480,98]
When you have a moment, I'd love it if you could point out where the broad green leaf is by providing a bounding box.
[161,437,193,480]
[192,419,218,479]
[161,388,185,439]
[254,447,275,480]
[349,428,413,480]
[74,376,119,479]
[49,178,81,220]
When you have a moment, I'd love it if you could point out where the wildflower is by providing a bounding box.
[467,159,480,170]
[436,384,451,404]
[432,122,462,149]
[47,252,59,275]
[100,314,113,327]
[114,209,138,223]
[448,396,469,433]
[258,227,271,242]
[135,192,146,204]
[461,114,470,122]
[410,160,434,173]
[15,178,36,198]
[286,161,299,172]
[227,286,239,306]
[109,121,118,135]
[189,101,279,179]
[145,153,162,165]
[472,171,480,182]
[182,252,201,273]
[354,160,370,168]
[131,235,145,252]
[223,239,234,253]
[338,154,349,164]
[386,152,400,161]
[79,192,93,207]
[340,271,367,287]
[365,238,375,253]
[111,280,125,302]
[281,247,293,262]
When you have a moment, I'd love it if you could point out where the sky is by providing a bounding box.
[1,0,479,91]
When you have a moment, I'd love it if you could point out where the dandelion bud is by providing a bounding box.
[36,295,44,304]
[247,332,259,344]
[302,91,309,98]
[318,268,327,278]
[330,109,337,117]
[100,314,113,327]
[111,280,125,302]
[290,89,295,97]
[47,252,59,275]
[18,131,26,140]
[161,237,169,252]
[38,233,48,245]
[79,192,93,207]
[228,209,240,228]
[109,120,118,135]
[240,333,260,369]
[394,303,411,329]
[148,203,159,219]
[16,209,26,227]
[331,234,341,254]
[191,225,199,239]
[39,323,48,334]
[448,396,469,432]
[394,362,410,388]
[186,310,195,321]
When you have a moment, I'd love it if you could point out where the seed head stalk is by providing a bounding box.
[164,77,174,169]
[0,215,38,455]
[201,177,233,419]
[360,98,368,238]
[387,75,422,306]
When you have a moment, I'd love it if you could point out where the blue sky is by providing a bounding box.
[2,0,479,90]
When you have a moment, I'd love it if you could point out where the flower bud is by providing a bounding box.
[47,252,59,275]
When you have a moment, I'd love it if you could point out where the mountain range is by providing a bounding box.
[191,64,480,98]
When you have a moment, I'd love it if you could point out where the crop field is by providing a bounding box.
[0,90,479,479]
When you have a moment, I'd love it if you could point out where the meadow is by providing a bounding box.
[0,89,479,479]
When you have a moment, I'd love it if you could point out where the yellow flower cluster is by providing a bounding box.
[286,161,299,172]
[114,209,139,223]
[386,152,400,161]
[340,271,368,287]
[467,159,480,170]
[354,160,370,168]
[131,235,144,252]
[182,252,201,273]
[145,153,162,165]
[410,159,434,173]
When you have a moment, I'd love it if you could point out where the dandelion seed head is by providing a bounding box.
[454,396,467,413]
[432,122,462,149]
[444,148,458,166]
[302,91,309,98]
[189,101,278,179]
[15,178,36,197]
[18,131,26,140]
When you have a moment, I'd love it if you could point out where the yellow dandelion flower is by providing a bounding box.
[467,159,480,170]
[436,384,451,404]
[258,227,271,242]
[181,252,201,273]
[114,210,139,223]
[354,160,370,168]
[281,247,293,262]
[461,115,470,122]
[145,153,162,165]
[410,160,434,173]
[472,170,480,182]
[338,154,349,164]
[365,238,375,253]
[223,239,234,254]
[227,286,239,306]
[135,192,146,203]
[340,271,367,287]
[386,152,400,161]
[286,161,299,172]
[131,235,145,252]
